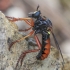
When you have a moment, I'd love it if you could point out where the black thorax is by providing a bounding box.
[33,16,52,60]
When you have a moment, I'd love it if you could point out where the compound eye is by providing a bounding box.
[28,12,34,17]
[34,11,37,14]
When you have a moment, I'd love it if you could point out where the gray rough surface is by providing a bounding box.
[0,11,70,70]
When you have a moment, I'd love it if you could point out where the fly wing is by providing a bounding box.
[52,32,59,49]
[51,32,64,70]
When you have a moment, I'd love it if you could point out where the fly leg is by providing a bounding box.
[8,31,34,51]
[15,35,41,68]
[19,27,32,32]
[6,16,34,26]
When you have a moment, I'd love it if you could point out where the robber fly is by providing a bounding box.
[6,5,64,70]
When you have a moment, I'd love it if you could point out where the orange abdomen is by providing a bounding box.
[41,38,50,60]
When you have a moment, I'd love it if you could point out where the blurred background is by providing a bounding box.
[0,0,70,57]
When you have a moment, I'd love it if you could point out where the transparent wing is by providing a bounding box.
[51,31,64,70]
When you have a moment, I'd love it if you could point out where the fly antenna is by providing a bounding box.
[37,5,39,11]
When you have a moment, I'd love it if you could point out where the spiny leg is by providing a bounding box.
[16,35,42,68]
[19,27,32,32]
[15,49,40,68]
[6,16,34,26]
[8,31,34,51]
[34,35,42,49]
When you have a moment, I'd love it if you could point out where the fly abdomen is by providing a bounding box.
[36,38,50,60]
